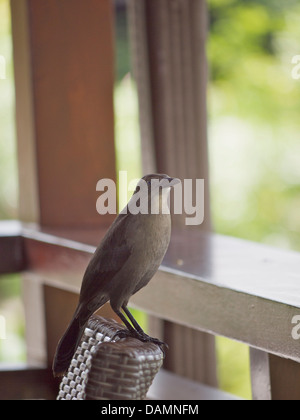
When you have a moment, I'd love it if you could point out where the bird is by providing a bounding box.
[52,173,180,377]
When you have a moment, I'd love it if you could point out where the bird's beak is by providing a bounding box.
[166,177,181,187]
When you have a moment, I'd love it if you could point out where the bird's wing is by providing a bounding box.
[79,213,132,304]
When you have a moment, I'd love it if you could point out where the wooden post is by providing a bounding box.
[11,0,117,367]
[128,0,217,386]
[12,0,116,228]
[250,348,300,400]
[250,348,271,400]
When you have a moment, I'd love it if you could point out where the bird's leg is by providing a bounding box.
[111,308,157,343]
[111,309,137,340]
[111,306,167,351]
[121,305,144,334]
[122,305,168,349]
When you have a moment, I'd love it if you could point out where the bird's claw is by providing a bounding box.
[111,328,168,354]
[138,332,168,349]
[139,334,168,357]
[111,328,133,341]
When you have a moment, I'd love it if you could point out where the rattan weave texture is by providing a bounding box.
[57,316,164,400]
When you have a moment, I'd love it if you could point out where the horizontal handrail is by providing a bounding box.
[1,220,300,363]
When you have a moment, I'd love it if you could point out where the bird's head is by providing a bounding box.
[129,174,180,215]
[135,173,181,195]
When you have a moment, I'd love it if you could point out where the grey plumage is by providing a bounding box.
[53,173,179,377]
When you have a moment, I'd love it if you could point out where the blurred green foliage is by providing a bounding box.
[207,0,300,399]
[207,0,300,253]
[0,0,24,365]
[0,0,17,220]
[0,274,26,363]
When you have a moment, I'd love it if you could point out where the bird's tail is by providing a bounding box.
[52,306,88,377]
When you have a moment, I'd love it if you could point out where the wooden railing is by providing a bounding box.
[1,219,300,400]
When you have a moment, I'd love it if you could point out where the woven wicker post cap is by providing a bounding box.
[57,316,164,400]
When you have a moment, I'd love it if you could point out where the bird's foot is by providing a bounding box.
[136,331,168,349]
[111,328,133,341]
[111,328,168,353]
[138,332,168,357]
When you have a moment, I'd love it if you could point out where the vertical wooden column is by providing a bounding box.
[13,0,116,228]
[250,348,271,400]
[250,348,300,400]
[128,0,217,386]
[11,0,116,366]
[129,0,210,225]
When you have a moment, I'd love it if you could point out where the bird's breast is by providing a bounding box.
[133,214,171,263]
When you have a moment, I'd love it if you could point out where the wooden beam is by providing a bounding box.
[249,348,271,400]
[250,348,300,400]
[0,366,59,400]
[268,354,300,400]
[11,0,117,227]
[0,221,25,274]
[129,0,210,229]
[3,222,300,399]
[17,224,300,364]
